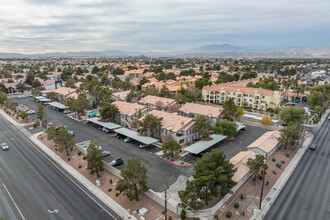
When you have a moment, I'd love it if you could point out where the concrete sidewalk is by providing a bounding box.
[0,109,135,220]
[252,108,330,220]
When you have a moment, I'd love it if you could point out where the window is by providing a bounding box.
[233,93,236,96]
[249,94,254,97]
[186,137,191,142]
[228,92,231,95]
[179,139,184,144]
[244,98,247,101]
[187,129,191,135]
[249,99,252,102]
[244,94,248,97]
[193,135,198,140]
[262,96,265,99]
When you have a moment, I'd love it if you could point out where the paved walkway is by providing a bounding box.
[0,109,135,220]
[252,108,330,220]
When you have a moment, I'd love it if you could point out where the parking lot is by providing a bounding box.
[12,96,194,191]
[182,125,269,165]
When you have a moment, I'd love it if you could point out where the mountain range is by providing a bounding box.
[1,44,330,58]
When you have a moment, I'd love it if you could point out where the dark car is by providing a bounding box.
[109,158,124,167]
[310,144,317,150]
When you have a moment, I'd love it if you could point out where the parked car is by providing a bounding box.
[284,103,295,107]
[124,137,133,143]
[139,144,148,149]
[68,130,75,136]
[63,110,72,114]
[55,126,64,130]
[102,127,110,133]
[109,158,124,167]
[292,100,300,103]
[27,110,35,115]
[102,151,110,157]
[328,116,330,120]
[310,144,317,150]
[116,134,124,139]
[1,143,9,151]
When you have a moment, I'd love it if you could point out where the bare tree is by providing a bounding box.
[168,104,181,113]
[155,101,165,111]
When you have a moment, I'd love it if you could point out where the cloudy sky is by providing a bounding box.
[0,0,329,53]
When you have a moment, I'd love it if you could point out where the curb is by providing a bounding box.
[163,158,193,167]
[0,109,135,220]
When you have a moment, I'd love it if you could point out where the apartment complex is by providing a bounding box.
[202,80,281,110]
[178,102,223,124]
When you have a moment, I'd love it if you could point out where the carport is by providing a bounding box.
[48,102,68,110]
[87,117,122,130]
[185,134,227,154]
[114,127,158,145]
[34,96,51,103]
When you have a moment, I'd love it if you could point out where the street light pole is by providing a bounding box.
[259,153,267,209]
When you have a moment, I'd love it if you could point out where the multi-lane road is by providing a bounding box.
[265,116,330,220]
[0,114,121,220]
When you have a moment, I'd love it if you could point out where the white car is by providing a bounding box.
[27,110,35,115]
[139,144,148,149]
[102,127,110,133]
[124,137,133,143]
[1,143,9,151]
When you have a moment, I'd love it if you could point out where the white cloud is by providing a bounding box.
[0,0,329,53]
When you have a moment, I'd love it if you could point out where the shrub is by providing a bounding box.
[108,188,112,192]
[260,116,273,124]
[33,123,38,128]
[270,113,274,117]
[68,158,70,161]
[214,215,219,220]
[40,136,44,140]
[266,181,269,185]
[78,165,82,169]
[276,163,282,168]
[258,174,263,180]
[241,194,246,200]
[285,153,290,157]
[77,151,82,156]
[234,202,240,209]
[180,209,186,220]
[83,156,86,160]
[226,211,232,218]
[181,162,184,165]
[109,179,113,184]
[272,158,276,162]
[281,160,285,164]
[115,192,120,197]
[273,171,277,175]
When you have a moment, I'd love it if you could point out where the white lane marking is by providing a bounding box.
[48,209,59,214]
[0,117,119,220]
[0,178,26,220]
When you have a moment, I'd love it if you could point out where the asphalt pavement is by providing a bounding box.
[0,114,121,220]
[12,96,194,191]
[264,117,330,220]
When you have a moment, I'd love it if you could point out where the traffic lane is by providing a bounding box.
[0,181,23,220]
[264,120,330,220]
[12,97,194,191]
[0,116,120,220]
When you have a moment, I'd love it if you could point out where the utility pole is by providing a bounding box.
[259,153,267,209]
[165,188,167,220]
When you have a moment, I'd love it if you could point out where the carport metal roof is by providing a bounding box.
[35,96,50,102]
[87,117,121,130]
[184,134,227,154]
[48,102,67,109]
[114,127,158,145]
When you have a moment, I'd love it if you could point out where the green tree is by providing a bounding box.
[86,139,104,178]
[55,128,74,156]
[18,111,29,122]
[144,85,159,96]
[31,79,41,89]
[47,126,57,141]
[247,154,266,177]
[0,83,7,93]
[65,78,76,88]
[139,77,150,88]
[99,101,119,122]
[193,115,212,138]
[46,91,56,101]
[99,87,113,105]
[213,119,238,137]
[31,89,42,96]
[37,102,47,121]
[195,78,211,89]
[159,85,172,98]
[138,114,163,138]
[278,122,300,148]
[179,149,237,209]
[67,94,90,119]
[0,92,7,105]
[308,91,323,108]
[116,158,149,201]
[161,139,182,157]
[241,101,248,109]
[274,106,280,117]
[16,83,26,92]
[279,107,306,124]
[222,99,238,121]
[113,68,125,76]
